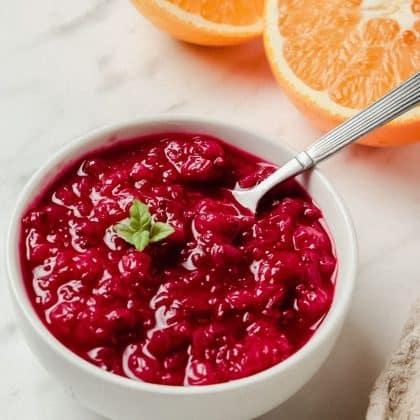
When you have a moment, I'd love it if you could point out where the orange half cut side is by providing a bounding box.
[264,0,420,146]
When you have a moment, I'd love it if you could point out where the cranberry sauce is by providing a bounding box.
[20,133,336,386]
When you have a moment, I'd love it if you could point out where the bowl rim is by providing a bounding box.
[6,115,358,395]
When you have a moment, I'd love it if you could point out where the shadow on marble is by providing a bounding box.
[344,141,420,190]
[177,39,273,83]
[343,143,420,205]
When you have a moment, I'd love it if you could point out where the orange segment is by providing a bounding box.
[264,0,420,146]
[131,0,263,46]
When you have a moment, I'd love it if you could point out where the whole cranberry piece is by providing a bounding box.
[103,308,137,332]
[238,165,276,189]
[147,323,190,359]
[256,251,300,284]
[118,251,152,279]
[72,249,103,282]
[126,349,161,383]
[319,254,337,276]
[130,162,158,182]
[48,301,81,337]
[30,243,51,264]
[210,243,241,268]
[185,359,220,386]
[303,202,322,220]
[293,224,330,251]
[295,284,330,320]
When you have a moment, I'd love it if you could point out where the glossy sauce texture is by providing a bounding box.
[20,133,336,386]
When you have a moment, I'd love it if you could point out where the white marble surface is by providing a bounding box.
[1,1,420,419]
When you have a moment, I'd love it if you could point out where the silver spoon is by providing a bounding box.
[233,72,420,213]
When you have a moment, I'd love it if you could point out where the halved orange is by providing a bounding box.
[264,0,420,146]
[131,0,264,46]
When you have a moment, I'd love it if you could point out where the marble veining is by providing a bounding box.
[46,0,117,37]
[1,1,420,419]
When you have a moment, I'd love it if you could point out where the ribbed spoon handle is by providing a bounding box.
[297,71,420,166]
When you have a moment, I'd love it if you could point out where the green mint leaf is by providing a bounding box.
[129,199,148,220]
[114,219,135,244]
[130,199,151,230]
[129,218,140,231]
[114,199,174,252]
[132,230,150,251]
[149,222,174,243]
[139,212,152,230]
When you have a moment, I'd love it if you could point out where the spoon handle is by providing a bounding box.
[295,71,420,169]
[233,73,420,212]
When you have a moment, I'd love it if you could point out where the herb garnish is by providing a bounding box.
[114,199,174,251]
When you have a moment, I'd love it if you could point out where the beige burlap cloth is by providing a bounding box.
[367,299,420,419]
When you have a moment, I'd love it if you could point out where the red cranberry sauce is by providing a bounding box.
[20,133,336,386]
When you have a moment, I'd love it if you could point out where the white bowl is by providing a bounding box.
[7,117,357,420]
